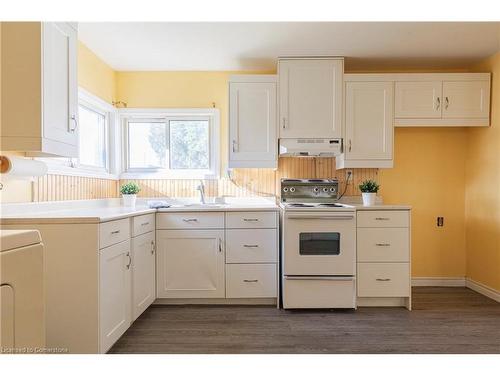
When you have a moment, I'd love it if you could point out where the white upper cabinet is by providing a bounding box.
[395,81,442,119]
[228,75,277,168]
[278,58,343,139]
[442,80,490,119]
[337,78,394,169]
[0,22,79,157]
[394,74,490,127]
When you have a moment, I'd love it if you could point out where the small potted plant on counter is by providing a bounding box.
[359,179,379,206]
[120,182,140,207]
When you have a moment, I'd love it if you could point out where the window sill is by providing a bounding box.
[119,172,219,180]
[45,164,119,180]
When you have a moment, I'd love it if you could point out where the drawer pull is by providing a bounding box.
[243,279,259,283]
[141,222,150,226]
[375,217,390,221]
[151,240,155,255]
[243,244,259,248]
[375,243,391,247]
[182,218,199,222]
[111,230,121,234]
[243,218,259,222]
[376,278,391,282]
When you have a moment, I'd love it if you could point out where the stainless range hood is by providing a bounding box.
[279,138,342,157]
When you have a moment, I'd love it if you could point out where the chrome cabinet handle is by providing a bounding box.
[282,118,286,129]
[126,252,132,269]
[376,278,391,281]
[243,218,259,222]
[141,222,150,226]
[243,279,259,283]
[111,230,120,234]
[375,243,391,247]
[445,96,449,109]
[151,240,155,255]
[182,218,198,222]
[348,139,352,152]
[243,244,259,248]
[70,115,78,133]
[375,217,389,221]
[218,238,223,253]
[232,140,237,153]
[436,97,441,110]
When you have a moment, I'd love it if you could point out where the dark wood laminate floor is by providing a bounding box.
[109,287,500,354]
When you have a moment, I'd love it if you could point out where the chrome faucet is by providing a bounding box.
[196,180,206,204]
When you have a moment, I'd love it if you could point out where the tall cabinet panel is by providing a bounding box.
[131,231,156,321]
[279,58,343,139]
[228,75,277,168]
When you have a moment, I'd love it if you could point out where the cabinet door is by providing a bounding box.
[42,22,78,148]
[442,81,490,119]
[279,59,343,139]
[229,81,277,168]
[395,81,442,118]
[131,232,156,321]
[0,285,15,349]
[99,240,131,353]
[345,81,394,160]
[157,230,225,299]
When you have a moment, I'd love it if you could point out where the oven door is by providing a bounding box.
[283,211,356,276]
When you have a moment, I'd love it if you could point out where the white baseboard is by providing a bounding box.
[465,278,500,303]
[412,277,466,287]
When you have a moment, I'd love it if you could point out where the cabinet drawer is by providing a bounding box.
[132,213,155,237]
[99,218,130,249]
[156,212,224,229]
[225,211,277,229]
[357,210,409,228]
[226,229,278,263]
[357,263,410,297]
[357,228,409,262]
[226,264,277,298]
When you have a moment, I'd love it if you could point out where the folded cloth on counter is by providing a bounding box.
[147,200,171,209]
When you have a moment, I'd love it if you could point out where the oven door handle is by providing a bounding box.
[284,276,354,281]
[286,214,354,220]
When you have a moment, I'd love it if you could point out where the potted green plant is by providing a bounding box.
[359,180,379,206]
[120,182,140,207]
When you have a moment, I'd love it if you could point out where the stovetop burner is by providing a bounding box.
[287,203,315,207]
[318,203,344,208]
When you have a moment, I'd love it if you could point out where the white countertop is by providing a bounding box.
[0,197,409,224]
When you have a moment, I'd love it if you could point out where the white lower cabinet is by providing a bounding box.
[226,264,277,298]
[99,240,132,353]
[131,231,156,321]
[156,229,225,298]
[356,209,412,310]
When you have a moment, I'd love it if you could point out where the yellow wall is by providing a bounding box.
[465,51,500,291]
[78,41,116,104]
[379,128,467,278]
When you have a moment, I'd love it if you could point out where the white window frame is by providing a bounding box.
[120,108,220,180]
[39,87,119,180]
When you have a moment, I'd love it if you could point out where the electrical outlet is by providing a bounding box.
[437,217,444,227]
[345,170,353,184]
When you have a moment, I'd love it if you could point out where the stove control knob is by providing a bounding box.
[330,187,336,193]
[323,188,329,192]
[313,187,320,193]
[289,187,296,193]
[283,187,289,193]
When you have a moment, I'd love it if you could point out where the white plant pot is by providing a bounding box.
[122,194,137,207]
[362,192,376,206]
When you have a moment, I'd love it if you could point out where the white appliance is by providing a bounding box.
[280,179,356,309]
[0,230,45,352]
[279,138,342,157]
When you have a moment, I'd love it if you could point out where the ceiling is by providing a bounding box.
[78,22,500,71]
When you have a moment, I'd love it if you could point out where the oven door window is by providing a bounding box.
[299,232,340,255]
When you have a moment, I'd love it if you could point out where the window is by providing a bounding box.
[78,104,107,170]
[122,109,219,179]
